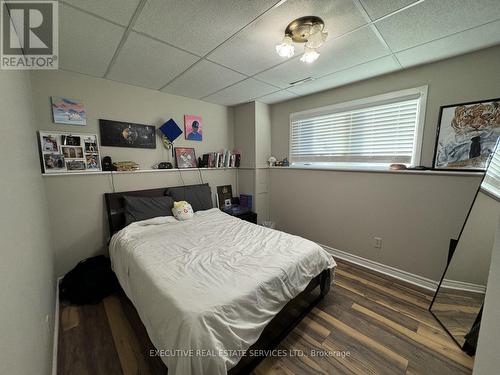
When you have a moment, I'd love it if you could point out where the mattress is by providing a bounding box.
[109,208,335,375]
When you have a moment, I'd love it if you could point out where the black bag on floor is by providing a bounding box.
[60,255,120,305]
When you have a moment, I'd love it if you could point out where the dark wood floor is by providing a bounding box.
[58,259,474,375]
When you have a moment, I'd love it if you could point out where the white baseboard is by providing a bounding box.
[441,279,487,294]
[52,276,62,375]
[320,244,439,291]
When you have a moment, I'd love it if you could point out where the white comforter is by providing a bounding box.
[109,208,335,375]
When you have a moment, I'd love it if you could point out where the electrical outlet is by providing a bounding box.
[373,237,382,249]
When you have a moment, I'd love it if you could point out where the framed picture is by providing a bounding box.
[184,115,202,141]
[99,119,156,149]
[174,147,197,169]
[433,98,500,171]
[38,131,102,174]
[51,97,86,126]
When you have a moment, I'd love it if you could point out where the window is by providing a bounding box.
[482,144,500,199]
[289,86,427,168]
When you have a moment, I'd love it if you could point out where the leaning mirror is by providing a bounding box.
[430,142,500,354]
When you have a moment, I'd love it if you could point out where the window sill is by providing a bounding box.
[269,165,484,177]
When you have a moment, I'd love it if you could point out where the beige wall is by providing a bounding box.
[474,217,500,375]
[267,46,500,281]
[31,70,234,169]
[0,71,55,374]
[30,70,237,276]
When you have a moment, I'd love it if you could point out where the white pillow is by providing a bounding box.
[171,201,194,221]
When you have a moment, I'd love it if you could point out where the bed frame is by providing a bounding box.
[104,185,333,374]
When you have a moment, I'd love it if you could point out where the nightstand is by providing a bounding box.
[222,206,257,224]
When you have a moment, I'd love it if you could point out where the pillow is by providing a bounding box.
[171,201,194,221]
[124,195,174,225]
[165,184,213,212]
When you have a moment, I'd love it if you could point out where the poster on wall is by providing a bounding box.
[38,131,102,174]
[51,97,87,126]
[184,115,202,141]
[433,98,500,171]
[99,119,156,149]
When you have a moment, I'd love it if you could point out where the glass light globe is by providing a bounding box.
[300,47,320,63]
[306,29,328,49]
[275,35,295,58]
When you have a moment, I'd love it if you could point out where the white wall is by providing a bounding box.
[0,71,55,375]
[473,216,500,374]
[30,70,237,276]
[268,46,500,281]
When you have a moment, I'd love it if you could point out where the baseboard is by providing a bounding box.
[441,279,487,293]
[52,276,62,375]
[320,244,439,291]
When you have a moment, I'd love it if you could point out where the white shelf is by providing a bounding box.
[268,165,484,177]
[42,167,238,177]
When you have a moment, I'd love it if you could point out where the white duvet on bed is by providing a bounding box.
[109,208,335,375]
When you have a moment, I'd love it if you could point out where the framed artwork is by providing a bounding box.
[174,147,197,169]
[184,115,202,141]
[99,119,156,149]
[38,131,101,174]
[51,97,86,125]
[433,98,500,171]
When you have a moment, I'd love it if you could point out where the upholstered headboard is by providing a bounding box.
[104,183,213,236]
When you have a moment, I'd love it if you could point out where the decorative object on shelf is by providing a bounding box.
[51,97,86,126]
[156,162,173,169]
[390,163,407,170]
[217,185,233,209]
[268,156,277,166]
[159,118,183,157]
[184,115,203,141]
[201,150,239,168]
[282,157,289,167]
[276,16,327,64]
[113,161,139,171]
[174,147,197,169]
[102,156,116,171]
[433,98,500,171]
[99,119,156,149]
[38,131,101,174]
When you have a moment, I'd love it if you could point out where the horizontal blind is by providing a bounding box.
[290,98,420,164]
[482,146,500,199]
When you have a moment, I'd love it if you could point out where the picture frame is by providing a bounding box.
[99,119,156,149]
[174,147,197,169]
[433,98,500,171]
[38,131,101,174]
[51,97,87,126]
[184,115,202,141]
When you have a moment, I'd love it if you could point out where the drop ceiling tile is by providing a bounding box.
[396,20,500,68]
[59,4,125,77]
[203,78,277,106]
[254,26,390,88]
[161,60,246,99]
[107,32,199,90]
[375,0,500,52]
[133,0,274,56]
[63,0,141,26]
[288,56,400,95]
[207,0,367,75]
[359,0,417,20]
[257,90,299,104]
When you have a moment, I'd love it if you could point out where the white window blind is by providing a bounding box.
[482,145,500,199]
[290,89,425,166]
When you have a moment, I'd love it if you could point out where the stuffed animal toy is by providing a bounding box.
[172,201,194,221]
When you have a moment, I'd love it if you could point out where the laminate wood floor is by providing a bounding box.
[57,259,474,375]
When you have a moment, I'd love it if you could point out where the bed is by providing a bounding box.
[105,184,336,374]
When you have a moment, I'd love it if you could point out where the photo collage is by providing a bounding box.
[39,131,101,173]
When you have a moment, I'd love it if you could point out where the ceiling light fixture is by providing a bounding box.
[276,16,327,63]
